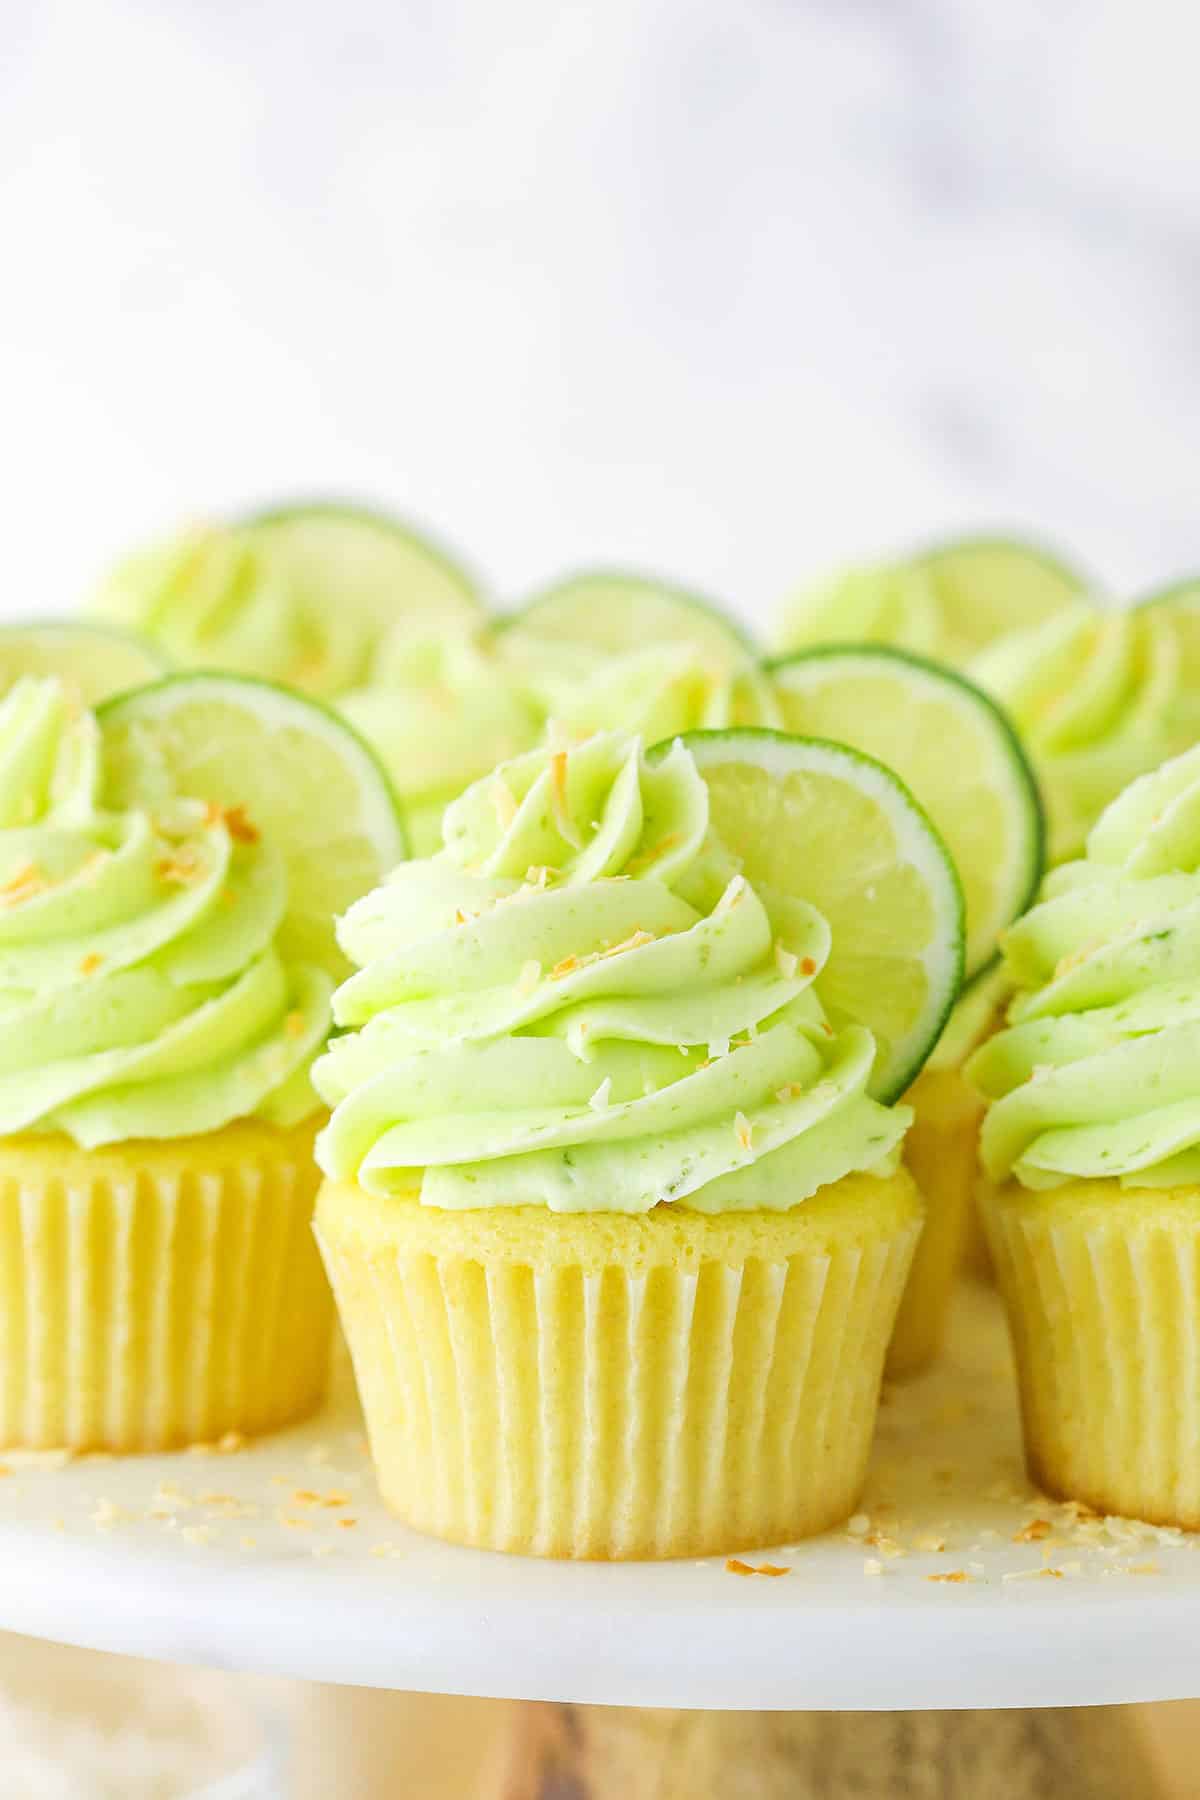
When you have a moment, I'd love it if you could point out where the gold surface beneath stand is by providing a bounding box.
[288,1689,1199,1798]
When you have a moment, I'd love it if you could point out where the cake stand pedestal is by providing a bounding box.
[0,1284,1196,1795]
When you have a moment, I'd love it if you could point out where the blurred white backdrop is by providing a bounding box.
[3,0,1198,630]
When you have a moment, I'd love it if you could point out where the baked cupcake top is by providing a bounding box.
[969,742,1200,1189]
[314,730,911,1212]
[0,676,331,1146]
[970,600,1179,863]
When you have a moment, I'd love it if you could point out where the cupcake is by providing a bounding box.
[339,630,545,855]
[341,628,779,856]
[0,670,403,1452]
[776,535,1089,665]
[88,502,480,698]
[886,969,1006,1369]
[970,599,1180,865]
[767,645,1043,1371]
[969,743,1200,1526]
[313,729,934,1559]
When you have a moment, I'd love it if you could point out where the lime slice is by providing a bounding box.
[98,674,406,977]
[673,728,964,1102]
[918,536,1091,662]
[246,500,482,668]
[768,647,1044,982]
[0,622,164,704]
[779,536,1089,665]
[497,570,756,674]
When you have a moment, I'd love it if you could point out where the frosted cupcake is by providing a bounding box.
[340,631,545,854]
[312,728,954,1559]
[341,627,780,855]
[0,670,404,1451]
[88,502,480,698]
[776,536,1089,665]
[767,645,1043,1371]
[969,744,1200,1526]
[970,600,1179,865]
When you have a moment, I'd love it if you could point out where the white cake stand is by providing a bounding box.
[1,1283,1196,1719]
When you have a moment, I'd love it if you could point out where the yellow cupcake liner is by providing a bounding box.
[983,1179,1200,1528]
[316,1170,922,1560]
[887,1067,982,1376]
[0,1119,333,1452]
[961,1172,995,1280]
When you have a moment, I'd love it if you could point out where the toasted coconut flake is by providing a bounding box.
[550,954,579,981]
[628,832,682,874]
[1014,1518,1053,1544]
[734,1111,753,1152]
[223,805,259,844]
[928,1570,969,1584]
[517,959,542,995]
[157,849,204,886]
[602,928,655,959]
[490,775,519,830]
[549,749,583,848]
[0,861,44,904]
[715,875,747,915]
[800,955,817,976]
[725,1558,790,1578]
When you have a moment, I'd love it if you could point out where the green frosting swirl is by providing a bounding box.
[341,632,781,856]
[497,637,783,740]
[969,601,1179,864]
[969,743,1200,1189]
[778,565,942,659]
[340,634,545,856]
[91,524,368,697]
[314,730,909,1213]
[0,677,332,1147]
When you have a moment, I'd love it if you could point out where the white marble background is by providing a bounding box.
[2,0,1198,632]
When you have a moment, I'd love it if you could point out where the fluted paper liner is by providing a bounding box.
[887,1066,984,1376]
[983,1179,1200,1528]
[0,1119,332,1452]
[317,1170,922,1560]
